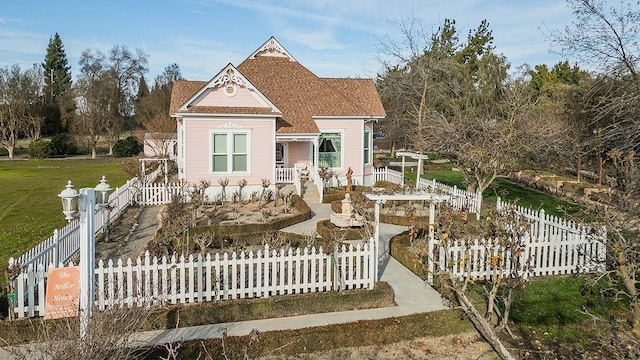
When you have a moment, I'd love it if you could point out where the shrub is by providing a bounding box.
[28,139,52,158]
[112,136,143,158]
[389,232,429,280]
[49,133,77,156]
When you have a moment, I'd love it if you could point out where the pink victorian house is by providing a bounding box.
[170,37,386,201]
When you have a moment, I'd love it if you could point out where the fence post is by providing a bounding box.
[53,229,60,267]
[115,186,120,215]
[537,209,546,241]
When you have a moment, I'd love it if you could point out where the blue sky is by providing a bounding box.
[0,1,576,82]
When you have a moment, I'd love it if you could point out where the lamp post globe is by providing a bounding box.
[58,180,79,221]
[94,176,112,206]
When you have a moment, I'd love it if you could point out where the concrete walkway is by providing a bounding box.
[132,202,447,346]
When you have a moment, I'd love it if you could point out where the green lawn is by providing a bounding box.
[0,158,131,270]
[420,169,583,218]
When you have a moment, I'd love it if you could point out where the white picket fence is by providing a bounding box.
[429,233,606,281]
[373,166,404,185]
[495,197,599,243]
[372,167,481,215]
[139,182,184,205]
[426,198,608,281]
[8,166,167,275]
[8,178,141,275]
[12,242,375,318]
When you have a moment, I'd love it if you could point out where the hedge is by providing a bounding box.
[315,219,372,242]
[389,232,429,281]
[330,200,431,227]
[190,195,311,246]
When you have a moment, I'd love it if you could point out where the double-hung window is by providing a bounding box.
[211,131,249,173]
[364,130,371,165]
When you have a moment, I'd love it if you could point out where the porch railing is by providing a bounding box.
[275,167,295,183]
[307,164,324,203]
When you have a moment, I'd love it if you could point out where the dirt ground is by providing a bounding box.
[95,205,159,262]
[260,332,497,359]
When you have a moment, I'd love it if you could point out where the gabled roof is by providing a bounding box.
[170,37,386,134]
[171,63,281,116]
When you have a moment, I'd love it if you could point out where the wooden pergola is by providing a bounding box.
[139,158,169,185]
[396,151,429,188]
[365,192,449,280]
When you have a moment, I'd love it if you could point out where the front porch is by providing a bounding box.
[275,164,323,203]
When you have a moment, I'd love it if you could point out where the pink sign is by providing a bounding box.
[44,267,80,320]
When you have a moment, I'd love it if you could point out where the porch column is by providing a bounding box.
[312,137,319,168]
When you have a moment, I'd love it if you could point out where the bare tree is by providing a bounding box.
[1,304,153,359]
[0,64,45,158]
[134,64,181,158]
[433,203,535,360]
[425,71,572,203]
[74,46,148,157]
[74,53,110,158]
[546,0,640,153]
[572,150,640,356]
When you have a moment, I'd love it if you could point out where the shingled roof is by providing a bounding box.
[170,37,386,134]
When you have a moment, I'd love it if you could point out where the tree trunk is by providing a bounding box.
[91,147,97,159]
[577,152,582,182]
[598,154,603,186]
[454,288,515,360]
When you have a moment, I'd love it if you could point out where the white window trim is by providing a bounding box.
[318,129,344,170]
[364,130,371,165]
[209,129,252,175]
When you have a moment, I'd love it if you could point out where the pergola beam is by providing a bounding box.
[395,152,429,189]
[366,192,448,280]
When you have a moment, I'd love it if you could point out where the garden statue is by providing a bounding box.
[346,167,353,192]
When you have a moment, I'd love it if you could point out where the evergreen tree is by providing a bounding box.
[41,33,74,134]
[134,75,150,125]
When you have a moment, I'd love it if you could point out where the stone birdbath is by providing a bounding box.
[330,193,364,228]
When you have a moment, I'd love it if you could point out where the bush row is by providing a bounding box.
[190,195,312,246]
[27,135,142,158]
[316,219,372,242]
[27,133,77,158]
[389,232,429,281]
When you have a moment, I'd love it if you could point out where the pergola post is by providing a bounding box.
[429,202,436,240]
[416,158,423,190]
[366,192,448,284]
[401,156,406,187]
[396,151,429,190]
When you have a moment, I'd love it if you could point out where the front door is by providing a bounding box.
[275,142,288,168]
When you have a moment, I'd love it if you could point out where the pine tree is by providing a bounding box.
[134,75,150,125]
[42,33,74,134]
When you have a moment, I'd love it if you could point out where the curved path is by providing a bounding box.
[132,202,447,346]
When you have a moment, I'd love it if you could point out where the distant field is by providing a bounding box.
[0,158,131,270]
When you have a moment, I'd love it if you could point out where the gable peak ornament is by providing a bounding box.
[249,37,297,61]
[213,67,248,96]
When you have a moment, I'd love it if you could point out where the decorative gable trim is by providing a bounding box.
[248,36,297,62]
[177,63,282,114]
